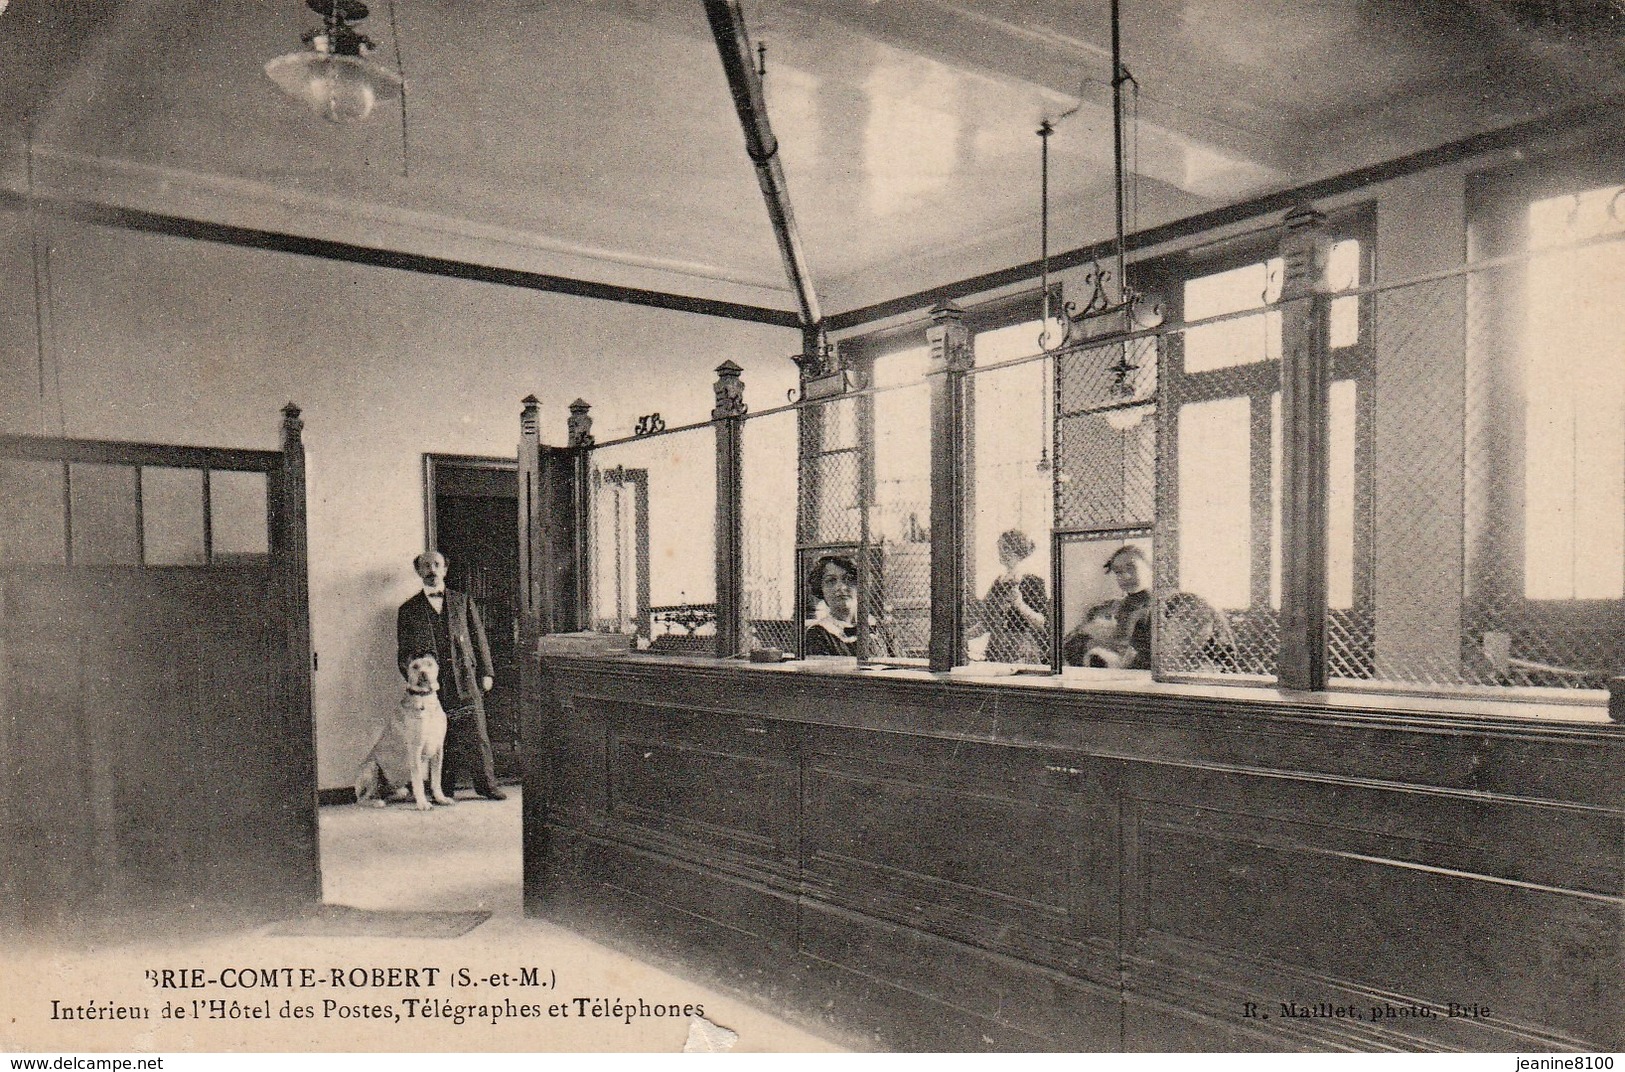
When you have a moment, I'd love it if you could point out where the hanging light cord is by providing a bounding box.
[387,0,411,177]
[1036,120,1054,471]
[24,132,64,436]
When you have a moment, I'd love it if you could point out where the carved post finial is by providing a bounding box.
[1280,203,1331,301]
[712,360,748,420]
[281,402,304,445]
[567,398,594,448]
[1284,202,1327,231]
[520,395,540,438]
[926,300,973,375]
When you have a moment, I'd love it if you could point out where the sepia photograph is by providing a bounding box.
[0,0,1621,1059]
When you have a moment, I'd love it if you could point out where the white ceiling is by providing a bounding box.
[3,0,1621,315]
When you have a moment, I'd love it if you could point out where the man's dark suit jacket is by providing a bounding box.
[396,590,494,707]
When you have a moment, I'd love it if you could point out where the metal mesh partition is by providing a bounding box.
[1356,219,1624,695]
[796,353,931,663]
[586,425,717,655]
[1056,336,1158,535]
[1052,332,1168,674]
[797,390,868,659]
[964,338,1053,666]
[740,405,799,655]
[868,350,933,661]
[1150,272,1286,681]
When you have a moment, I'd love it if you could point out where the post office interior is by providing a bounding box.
[0,0,1621,1054]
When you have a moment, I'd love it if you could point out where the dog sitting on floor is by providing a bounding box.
[354,653,453,811]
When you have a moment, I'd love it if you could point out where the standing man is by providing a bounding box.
[396,551,506,801]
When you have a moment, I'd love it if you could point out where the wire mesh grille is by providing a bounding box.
[1359,223,1624,693]
[868,357,933,661]
[740,406,799,654]
[564,205,1621,702]
[1151,308,1282,681]
[794,355,932,662]
[1056,335,1158,533]
[964,357,1052,664]
[585,426,717,655]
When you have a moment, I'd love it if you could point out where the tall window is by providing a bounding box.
[1149,217,1371,678]
[1461,146,1624,688]
[1523,183,1625,600]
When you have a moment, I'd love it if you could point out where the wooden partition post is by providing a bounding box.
[566,398,594,632]
[518,396,588,679]
[713,361,747,657]
[277,402,319,898]
[1277,205,1332,690]
[518,395,543,673]
[926,301,972,672]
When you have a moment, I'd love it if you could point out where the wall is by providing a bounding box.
[0,211,799,787]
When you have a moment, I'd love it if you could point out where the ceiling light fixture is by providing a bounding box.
[265,0,402,124]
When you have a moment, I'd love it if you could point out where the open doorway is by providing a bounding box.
[424,453,521,781]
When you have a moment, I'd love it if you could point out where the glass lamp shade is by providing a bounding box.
[1103,405,1148,431]
[264,50,402,123]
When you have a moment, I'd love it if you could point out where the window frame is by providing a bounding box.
[1138,204,1377,681]
[1464,143,1625,678]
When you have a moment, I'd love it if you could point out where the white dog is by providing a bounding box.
[354,654,453,811]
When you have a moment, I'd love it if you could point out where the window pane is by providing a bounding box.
[820,396,858,451]
[209,469,270,564]
[975,318,1056,366]
[741,408,800,652]
[871,346,932,659]
[1270,392,1282,609]
[1178,397,1252,609]
[1524,184,1625,600]
[967,356,1051,664]
[1328,379,1357,610]
[810,451,862,543]
[141,466,206,566]
[0,459,66,564]
[1327,238,1361,350]
[70,462,140,565]
[1183,258,1283,373]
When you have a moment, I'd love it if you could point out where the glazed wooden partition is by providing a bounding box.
[0,407,318,938]
[525,655,1622,1052]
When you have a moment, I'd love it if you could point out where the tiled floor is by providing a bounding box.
[2,787,844,1054]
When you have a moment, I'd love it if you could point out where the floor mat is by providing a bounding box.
[266,904,491,939]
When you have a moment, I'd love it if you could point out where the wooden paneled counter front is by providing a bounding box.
[522,654,1622,1052]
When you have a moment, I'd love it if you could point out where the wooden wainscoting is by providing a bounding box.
[524,656,1622,1052]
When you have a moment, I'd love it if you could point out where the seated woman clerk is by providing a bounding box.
[1061,545,1240,672]
[1062,544,1154,668]
[974,529,1050,663]
[803,553,895,657]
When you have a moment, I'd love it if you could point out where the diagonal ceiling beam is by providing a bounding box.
[702,0,823,342]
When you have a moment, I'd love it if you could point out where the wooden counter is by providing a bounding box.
[522,654,1622,1051]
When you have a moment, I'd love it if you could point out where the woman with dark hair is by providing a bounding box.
[979,529,1049,663]
[804,554,861,656]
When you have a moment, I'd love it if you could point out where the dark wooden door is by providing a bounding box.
[0,424,318,938]
[429,458,521,779]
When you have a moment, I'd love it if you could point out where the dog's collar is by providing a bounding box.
[406,685,436,696]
